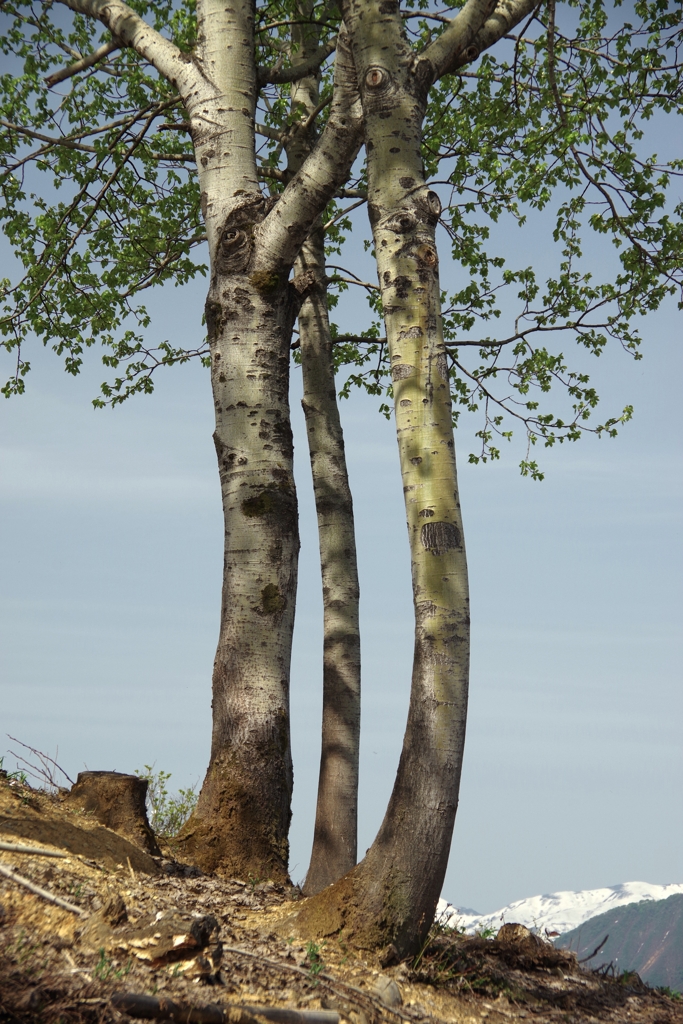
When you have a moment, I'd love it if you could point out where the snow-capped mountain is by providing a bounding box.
[437,881,683,938]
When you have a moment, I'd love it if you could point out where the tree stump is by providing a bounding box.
[65,771,161,856]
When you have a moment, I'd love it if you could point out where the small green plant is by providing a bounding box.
[305,940,325,978]
[94,948,113,981]
[134,765,198,837]
[94,948,131,981]
[0,756,28,785]
[475,926,497,940]
[656,986,681,1001]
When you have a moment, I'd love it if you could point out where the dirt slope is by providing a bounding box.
[1,777,682,1024]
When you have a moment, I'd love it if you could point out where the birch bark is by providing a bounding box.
[297,226,362,894]
[57,0,363,880]
[291,0,538,951]
[177,2,363,878]
[285,14,362,895]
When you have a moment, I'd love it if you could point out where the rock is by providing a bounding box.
[373,975,403,1008]
[378,943,400,968]
[496,923,545,949]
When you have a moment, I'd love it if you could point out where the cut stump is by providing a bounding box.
[65,771,161,856]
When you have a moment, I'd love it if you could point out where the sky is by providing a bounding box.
[2,241,681,913]
[1,24,682,912]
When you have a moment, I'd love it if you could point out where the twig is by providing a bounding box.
[7,734,74,789]
[0,118,96,153]
[323,197,366,231]
[579,935,609,963]
[111,994,339,1024]
[45,39,121,88]
[0,840,68,858]
[0,862,85,916]
[148,152,196,162]
[329,274,379,292]
[63,949,94,981]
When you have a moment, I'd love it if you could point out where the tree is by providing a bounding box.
[2,0,681,956]
[283,4,362,895]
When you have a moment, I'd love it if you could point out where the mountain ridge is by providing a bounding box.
[437,880,683,937]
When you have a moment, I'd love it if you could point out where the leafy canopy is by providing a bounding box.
[1,0,681,477]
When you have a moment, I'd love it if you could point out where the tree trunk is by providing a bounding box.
[177,242,299,880]
[284,9,362,896]
[63,0,362,884]
[298,227,361,895]
[289,0,469,954]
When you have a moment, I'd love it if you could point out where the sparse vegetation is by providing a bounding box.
[305,940,325,978]
[93,948,130,982]
[134,765,198,838]
[0,756,28,786]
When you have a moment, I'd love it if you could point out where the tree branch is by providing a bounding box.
[323,196,366,230]
[55,0,200,99]
[420,0,495,81]
[257,40,337,86]
[45,38,121,87]
[256,26,364,273]
[0,118,96,154]
[423,0,541,82]
[110,993,339,1024]
[451,0,542,73]
[0,863,85,916]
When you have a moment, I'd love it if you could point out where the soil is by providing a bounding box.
[1,777,681,1024]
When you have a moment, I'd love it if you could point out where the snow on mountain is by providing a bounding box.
[437,881,683,938]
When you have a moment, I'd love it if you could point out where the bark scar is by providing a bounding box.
[420,521,461,555]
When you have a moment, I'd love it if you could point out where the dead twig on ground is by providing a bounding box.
[111,993,340,1024]
[579,935,610,964]
[0,840,69,858]
[222,947,416,1023]
[0,862,85,916]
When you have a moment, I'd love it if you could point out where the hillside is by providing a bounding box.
[555,895,683,993]
[2,776,682,1024]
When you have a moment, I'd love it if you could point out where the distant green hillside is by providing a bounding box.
[556,894,683,992]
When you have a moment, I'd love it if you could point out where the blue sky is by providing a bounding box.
[2,249,681,912]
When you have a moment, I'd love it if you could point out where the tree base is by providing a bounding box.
[173,756,290,883]
[278,859,423,959]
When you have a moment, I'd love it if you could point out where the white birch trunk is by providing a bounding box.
[291,0,536,952]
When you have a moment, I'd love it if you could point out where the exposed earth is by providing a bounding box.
[1,776,681,1024]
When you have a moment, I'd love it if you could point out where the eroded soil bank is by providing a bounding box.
[1,777,681,1024]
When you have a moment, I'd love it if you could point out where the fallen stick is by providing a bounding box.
[111,994,339,1024]
[0,840,68,858]
[222,946,413,1023]
[0,862,85,916]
